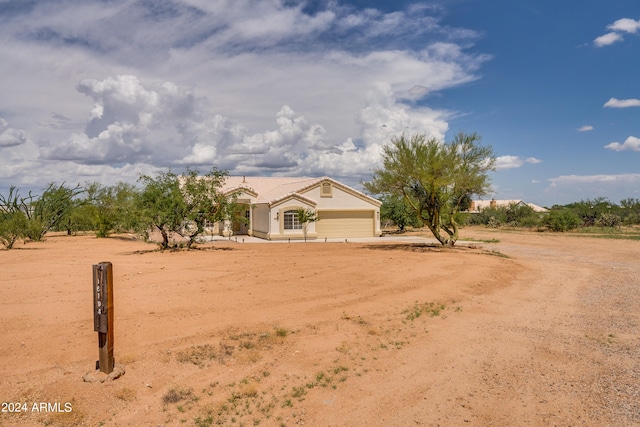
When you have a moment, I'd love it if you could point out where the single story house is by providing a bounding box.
[216,176,382,240]
[469,199,548,213]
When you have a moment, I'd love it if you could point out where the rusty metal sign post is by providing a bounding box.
[92,262,114,374]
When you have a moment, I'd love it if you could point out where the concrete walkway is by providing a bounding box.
[201,234,470,245]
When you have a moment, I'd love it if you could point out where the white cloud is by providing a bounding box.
[0,1,487,192]
[495,155,523,170]
[604,98,640,108]
[549,173,640,186]
[577,125,594,132]
[495,155,541,170]
[608,18,640,34]
[605,136,640,152]
[594,18,640,47]
[356,82,449,145]
[0,118,29,148]
[36,75,450,181]
[40,75,203,165]
[594,32,623,47]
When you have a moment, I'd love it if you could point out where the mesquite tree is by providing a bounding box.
[365,132,495,246]
[136,168,235,249]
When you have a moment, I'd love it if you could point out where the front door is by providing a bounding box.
[233,206,251,235]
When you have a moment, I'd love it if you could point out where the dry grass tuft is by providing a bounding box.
[43,401,84,427]
[117,353,137,365]
[176,343,231,367]
[162,387,194,405]
[114,387,136,401]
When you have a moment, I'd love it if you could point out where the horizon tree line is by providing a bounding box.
[2,132,639,249]
[0,167,242,250]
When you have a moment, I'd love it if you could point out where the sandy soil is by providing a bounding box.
[1,228,639,426]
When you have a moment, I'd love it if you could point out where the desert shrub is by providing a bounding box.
[467,202,540,228]
[595,213,622,228]
[543,209,581,232]
[623,212,640,225]
[619,198,640,225]
[380,194,423,231]
[0,211,28,249]
[518,214,541,228]
[563,197,615,226]
[466,206,505,226]
[487,216,501,228]
[464,212,483,226]
[504,203,538,226]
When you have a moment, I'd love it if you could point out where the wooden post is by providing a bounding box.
[92,262,114,374]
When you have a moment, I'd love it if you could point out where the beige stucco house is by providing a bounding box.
[217,176,382,240]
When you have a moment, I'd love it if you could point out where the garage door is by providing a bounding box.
[315,210,374,238]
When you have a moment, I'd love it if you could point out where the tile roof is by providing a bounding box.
[471,199,548,213]
[221,176,322,203]
[221,176,380,206]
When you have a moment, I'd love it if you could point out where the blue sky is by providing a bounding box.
[0,0,638,206]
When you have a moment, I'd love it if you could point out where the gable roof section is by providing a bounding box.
[221,176,380,207]
[296,177,382,207]
[524,202,548,213]
[224,186,258,198]
[269,193,318,208]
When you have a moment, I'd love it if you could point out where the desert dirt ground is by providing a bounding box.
[0,228,639,427]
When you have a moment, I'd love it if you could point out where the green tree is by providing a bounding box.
[136,170,186,249]
[294,207,319,242]
[0,211,28,249]
[80,182,139,237]
[0,186,29,249]
[19,183,85,241]
[178,168,234,249]
[136,168,234,250]
[379,194,422,231]
[364,132,495,246]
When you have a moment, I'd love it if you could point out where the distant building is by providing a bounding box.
[469,199,548,213]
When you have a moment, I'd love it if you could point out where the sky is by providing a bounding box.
[0,0,638,207]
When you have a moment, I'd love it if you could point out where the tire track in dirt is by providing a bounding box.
[448,232,640,426]
[327,232,640,426]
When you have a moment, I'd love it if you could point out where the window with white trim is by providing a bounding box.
[283,210,302,230]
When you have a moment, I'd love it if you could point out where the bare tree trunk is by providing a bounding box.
[158,227,169,250]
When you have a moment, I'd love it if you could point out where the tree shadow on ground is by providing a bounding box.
[0,246,43,251]
[108,234,139,241]
[365,243,492,255]
[364,243,447,253]
[124,245,237,255]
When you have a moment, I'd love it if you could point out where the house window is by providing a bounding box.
[321,182,333,197]
[283,210,302,230]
